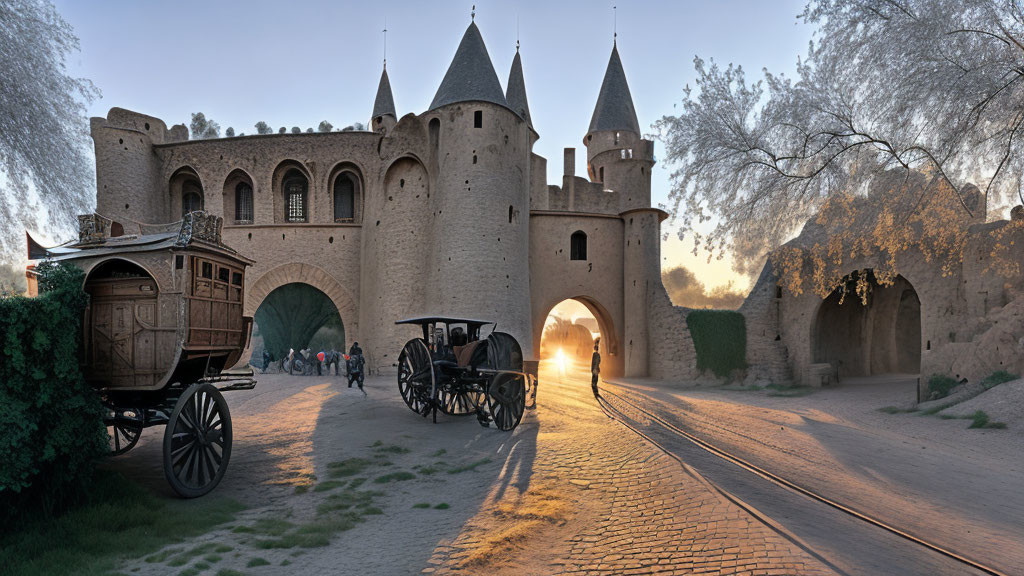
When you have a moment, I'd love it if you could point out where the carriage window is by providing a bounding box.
[231,272,243,286]
[235,182,253,223]
[201,261,213,278]
[182,180,203,216]
[283,170,308,222]
[218,266,230,283]
[334,173,355,221]
[570,231,588,261]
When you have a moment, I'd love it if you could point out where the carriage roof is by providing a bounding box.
[395,316,494,328]
[26,212,252,266]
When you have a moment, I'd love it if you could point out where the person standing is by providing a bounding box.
[591,339,601,399]
[316,349,325,376]
[287,348,295,375]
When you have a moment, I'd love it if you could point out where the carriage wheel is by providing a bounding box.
[397,339,436,419]
[106,408,144,456]
[486,373,526,431]
[163,383,232,498]
[438,382,484,416]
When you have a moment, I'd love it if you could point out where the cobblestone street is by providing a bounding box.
[424,363,833,575]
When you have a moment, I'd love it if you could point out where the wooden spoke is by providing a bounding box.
[163,383,233,498]
[486,373,525,431]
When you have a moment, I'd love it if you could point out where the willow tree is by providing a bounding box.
[656,0,1024,297]
[0,0,97,261]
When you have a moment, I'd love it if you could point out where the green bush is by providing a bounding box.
[927,374,959,400]
[0,261,107,525]
[980,370,1019,390]
[685,310,747,378]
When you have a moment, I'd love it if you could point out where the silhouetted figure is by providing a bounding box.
[261,349,272,373]
[591,340,601,399]
[347,342,365,394]
[326,349,341,375]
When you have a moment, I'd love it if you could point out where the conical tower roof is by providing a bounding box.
[372,66,396,120]
[587,44,640,136]
[429,22,509,112]
[505,49,532,129]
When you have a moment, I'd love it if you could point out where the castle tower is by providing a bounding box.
[424,20,533,354]
[584,43,654,211]
[370,64,397,134]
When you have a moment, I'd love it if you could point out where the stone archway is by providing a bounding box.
[533,295,622,378]
[812,272,921,379]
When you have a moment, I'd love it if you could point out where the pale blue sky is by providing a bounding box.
[54,0,812,288]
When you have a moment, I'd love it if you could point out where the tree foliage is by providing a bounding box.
[0,0,97,262]
[662,265,746,309]
[657,0,1024,289]
[317,120,333,132]
[254,121,273,135]
[189,112,220,139]
[290,126,301,134]
[278,126,287,134]
[224,126,235,137]
[541,316,595,359]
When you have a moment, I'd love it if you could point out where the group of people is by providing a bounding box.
[261,342,366,393]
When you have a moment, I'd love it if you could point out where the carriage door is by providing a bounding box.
[88,275,158,388]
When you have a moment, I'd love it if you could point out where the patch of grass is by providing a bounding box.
[447,458,491,474]
[216,570,245,576]
[433,503,450,510]
[280,560,291,566]
[922,403,954,416]
[204,554,222,563]
[347,478,367,490]
[981,370,1018,390]
[968,410,1008,429]
[927,374,959,400]
[214,545,233,553]
[233,517,296,537]
[192,562,210,571]
[326,458,375,478]
[373,444,410,454]
[371,440,383,447]
[431,449,447,457]
[879,406,918,414]
[373,471,416,483]
[179,569,200,576]
[145,548,183,563]
[313,480,347,492]
[293,484,311,495]
[316,489,382,515]
[0,471,244,576]
[247,558,271,567]
[418,462,449,475]
[412,503,431,509]
[361,506,384,515]
[460,488,568,568]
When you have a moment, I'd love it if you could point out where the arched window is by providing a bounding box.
[570,231,588,261]
[235,182,253,223]
[283,170,308,222]
[333,173,355,221]
[598,166,604,183]
[182,180,203,216]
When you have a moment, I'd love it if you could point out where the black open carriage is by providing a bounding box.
[395,317,536,431]
[27,212,255,497]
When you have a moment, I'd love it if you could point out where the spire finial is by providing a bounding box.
[382,17,388,69]
[613,5,617,44]
[516,14,520,51]
[471,4,475,21]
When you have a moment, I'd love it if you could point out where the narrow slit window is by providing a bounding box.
[570,231,588,261]
[474,110,483,128]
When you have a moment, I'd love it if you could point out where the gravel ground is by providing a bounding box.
[940,379,1024,427]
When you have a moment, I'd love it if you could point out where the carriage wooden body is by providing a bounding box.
[395,316,536,431]
[27,212,255,497]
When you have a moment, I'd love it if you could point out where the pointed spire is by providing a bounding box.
[587,43,640,136]
[429,21,509,112]
[372,66,396,120]
[505,49,532,129]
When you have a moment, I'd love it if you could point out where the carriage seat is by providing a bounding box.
[453,341,484,368]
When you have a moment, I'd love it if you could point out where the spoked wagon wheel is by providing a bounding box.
[106,408,144,456]
[398,339,436,420]
[163,383,232,498]
[438,382,485,416]
[486,373,526,431]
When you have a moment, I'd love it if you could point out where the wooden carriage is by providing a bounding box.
[27,212,255,497]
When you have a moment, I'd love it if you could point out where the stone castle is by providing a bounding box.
[89,21,698,379]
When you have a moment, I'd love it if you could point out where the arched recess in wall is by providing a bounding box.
[327,162,364,223]
[271,160,312,223]
[222,168,255,224]
[811,271,921,380]
[533,295,621,378]
[381,155,429,211]
[246,262,358,345]
[251,283,345,369]
[570,231,588,260]
[169,166,204,221]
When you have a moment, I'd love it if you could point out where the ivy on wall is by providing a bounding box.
[685,310,747,378]
[0,261,107,524]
